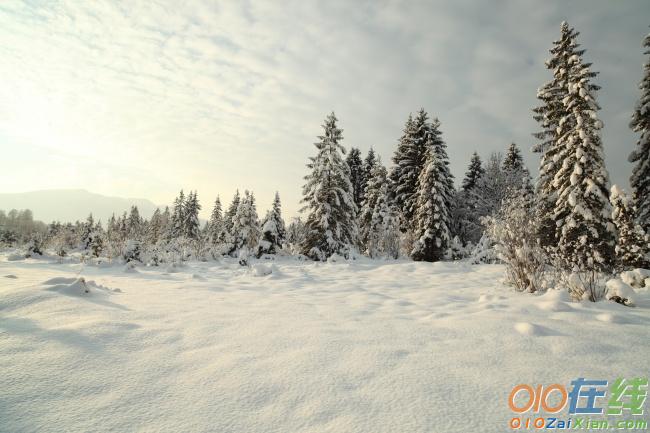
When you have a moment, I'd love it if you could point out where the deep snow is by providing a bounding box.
[1,255,648,433]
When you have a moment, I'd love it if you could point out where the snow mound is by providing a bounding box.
[43,277,78,285]
[124,263,139,273]
[620,269,650,289]
[477,294,506,303]
[191,273,206,280]
[251,263,273,277]
[4,274,17,279]
[45,277,91,296]
[595,313,628,324]
[6,253,24,261]
[514,322,556,337]
[605,279,637,306]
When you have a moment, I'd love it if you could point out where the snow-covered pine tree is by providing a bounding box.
[300,112,358,260]
[258,192,286,256]
[502,143,534,195]
[389,111,428,230]
[451,152,485,246]
[223,190,240,241]
[367,182,401,259]
[230,190,261,258]
[534,22,593,249]
[411,119,454,262]
[552,32,615,274]
[286,217,307,254]
[461,152,485,192]
[183,191,201,240]
[471,152,508,221]
[361,147,377,205]
[169,190,185,240]
[127,206,142,239]
[345,147,364,210]
[146,208,163,245]
[359,158,387,252]
[629,31,650,234]
[207,196,224,246]
[610,185,650,271]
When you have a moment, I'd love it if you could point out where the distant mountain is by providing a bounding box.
[0,189,161,224]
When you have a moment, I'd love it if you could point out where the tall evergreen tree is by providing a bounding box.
[127,205,142,239]
[345,147,364,210]
[610,186,650,271]
[207,196,224,246]
[300,112,358,260]
[629,31,650,234]
[411,118,454,262]
[258,192,286,256]
[502,143,533,195]
[361,147,377,204]
[183,191,201,240]
[551,29,615,272]
[224,190,240,239]
[230,190,261,256]
[534,22,595,249]
[389,110,430,229]
[367,182,401,259]
[169,190,185,239]
[359,158,387,252]
[461,152,485,192]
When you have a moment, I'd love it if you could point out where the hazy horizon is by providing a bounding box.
[1,0,649,219]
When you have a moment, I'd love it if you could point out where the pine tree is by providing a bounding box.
[361,147,377,205]
[300,112,358,260]
[389,111,429,229]
[610,186,650,271]
[534,22,596,249]
[367,182,401,259]
[471,152,508,220]
[551,29,615,273]
[183,191,201,240]
[629,31,650,234]
[345,147,364,210]
[258,192,286,256]
[207,196,224,246]
[127,206,142,239]
[224,190,240,240]
[359,158,387,252]
[147,208,163,245]
[411,118,454,262]
[461,152,485,192]
[169,190,185,239]
[502,143,533,195]
[230,190,261,257]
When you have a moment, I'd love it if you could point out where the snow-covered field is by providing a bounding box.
[1,255,649,433]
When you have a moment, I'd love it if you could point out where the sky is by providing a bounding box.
[0,0,648,219]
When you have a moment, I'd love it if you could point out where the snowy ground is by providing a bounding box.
[1,255,649,433]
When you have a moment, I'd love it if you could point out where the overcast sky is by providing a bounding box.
[0,0,648,218]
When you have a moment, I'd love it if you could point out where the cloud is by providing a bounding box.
[0,0,648,218]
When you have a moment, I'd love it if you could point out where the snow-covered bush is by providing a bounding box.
[564,271,608,302]
[123,239,142,263]
[610,185,650,271]
[24,237,43,258]
[484,195,546,292]
[470,234,499,264]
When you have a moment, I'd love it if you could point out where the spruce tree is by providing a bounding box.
[300,112,358,260]
[629,31,650,234]
[389,113,423,229]
[127,206,141,239]
[551,30,615,273]
[224,190,240,240]
[610,186,650,271]
[534,22,595,249]
[411,118,454,262]
[345,147,364,210]
[169,190,185,239]
[184,191,201,240]
[502,143,533,195]
[207,196,224,246]
[361,147,377,205]
[461,152,485,192]
[359,159,387,252]
[367,182,401,259]
[230,190,261,257]
[258,192,286,256]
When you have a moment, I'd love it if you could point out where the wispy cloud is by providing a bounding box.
[0,0,647,217]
